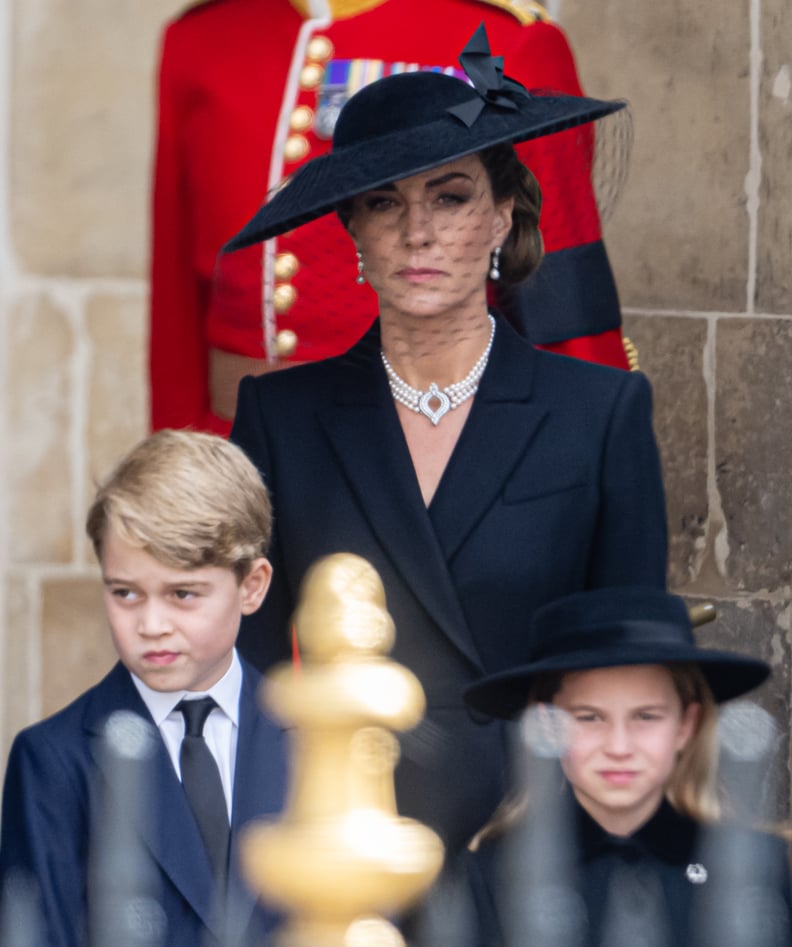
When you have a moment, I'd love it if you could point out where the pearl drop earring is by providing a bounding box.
[489,247,501,281]
[356,251,366,285]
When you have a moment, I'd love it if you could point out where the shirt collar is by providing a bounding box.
[131,650,243,727]
[575,794,698,866]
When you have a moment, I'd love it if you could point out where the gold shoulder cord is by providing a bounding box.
[622,336,640,371]
[291,0,551,21]
[472,0,552,25]
[289,0,389,18]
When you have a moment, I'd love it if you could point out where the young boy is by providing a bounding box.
[0,430,287,947]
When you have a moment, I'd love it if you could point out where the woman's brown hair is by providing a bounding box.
[478,142,544,285]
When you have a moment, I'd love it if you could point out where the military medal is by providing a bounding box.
[315,59,468,139]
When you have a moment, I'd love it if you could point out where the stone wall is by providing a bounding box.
[0,0,790,806]
[0,0,185,759]
[564,0,792,802]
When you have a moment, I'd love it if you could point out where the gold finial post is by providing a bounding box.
[241,553,444,947]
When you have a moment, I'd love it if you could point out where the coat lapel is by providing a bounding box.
[428,320,549,562]
[226,662,289,939]
[316,319,547,670]
[317,329,483,668]
[85,664,223,937]
[144,739,223,933]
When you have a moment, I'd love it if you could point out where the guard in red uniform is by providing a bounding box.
[150,0,629,434]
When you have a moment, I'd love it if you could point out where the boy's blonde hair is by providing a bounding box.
[86,430,272,582]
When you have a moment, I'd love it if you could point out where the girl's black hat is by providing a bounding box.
[225,24,626,251]
[464,587,771,720]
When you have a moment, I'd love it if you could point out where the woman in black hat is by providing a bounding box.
[227,27,668,856]
[465,587,792,946]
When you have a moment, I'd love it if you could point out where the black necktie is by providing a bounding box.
[177,697,230,883]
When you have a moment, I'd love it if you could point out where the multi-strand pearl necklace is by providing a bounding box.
[381,314,496,426]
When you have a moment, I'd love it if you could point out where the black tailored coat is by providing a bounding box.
[0,661,286,947]
[231,316,668,854]
[471,797,792,946]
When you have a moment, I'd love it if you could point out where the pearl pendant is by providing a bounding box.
[380,314,496,426]
[418,384,451,426]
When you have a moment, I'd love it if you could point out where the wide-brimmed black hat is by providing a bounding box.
[225,24,627,252]
[465,587,771,720]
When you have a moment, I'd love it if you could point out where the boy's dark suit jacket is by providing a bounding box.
[0,659,287,947]
[231,316,668,855]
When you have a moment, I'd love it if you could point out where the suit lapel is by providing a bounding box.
[85,664,223,937]
[144,740,223,933]
[317,330,483,668]
[428,321,549,561]
[226,663,289,937]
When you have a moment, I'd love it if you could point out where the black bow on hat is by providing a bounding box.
[224,24,627,251]
[448,24,522,126]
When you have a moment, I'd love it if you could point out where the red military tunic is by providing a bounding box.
[150,0,628,434]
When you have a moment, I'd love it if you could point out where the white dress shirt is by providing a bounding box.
[131,650,242,819]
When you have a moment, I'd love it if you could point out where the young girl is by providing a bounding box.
[464,587,792,947]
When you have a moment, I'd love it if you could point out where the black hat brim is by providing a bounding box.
[464,646,771,721]
[224,92,625,251]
